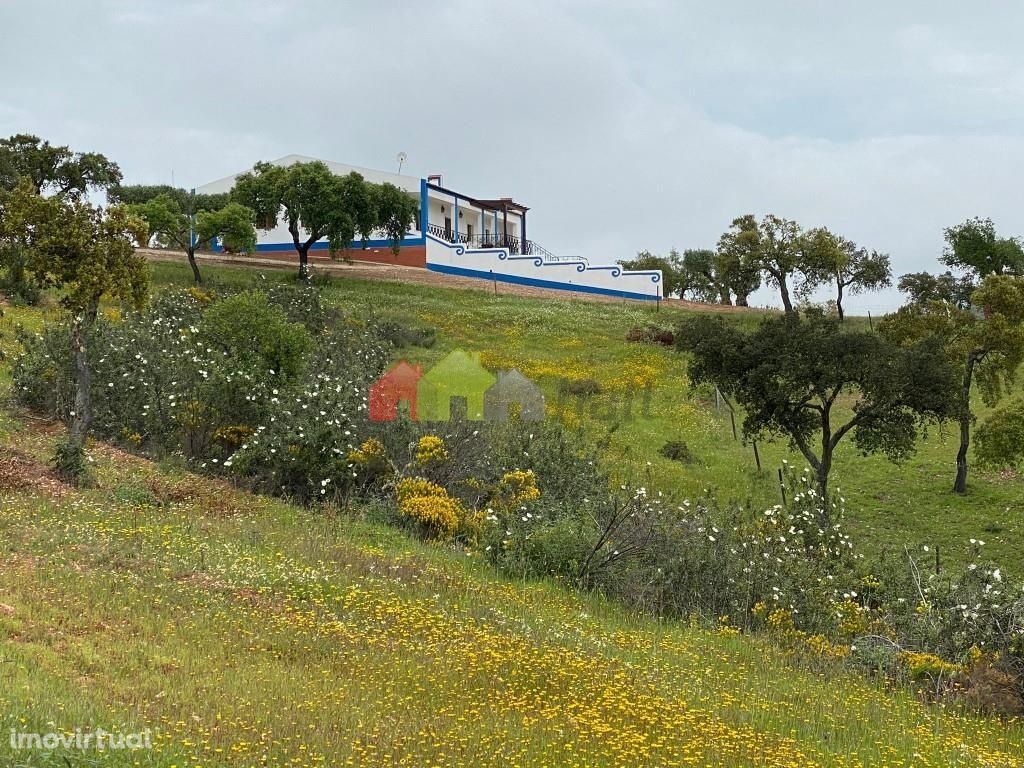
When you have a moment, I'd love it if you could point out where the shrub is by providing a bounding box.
[199,290,311,380]
[659,440,696,464]
[51,437,89,485]
[0,245,42,306]
[396,476,462,539]
[626,325,674,346]
[558,377,602,397]
[380,321,436,349]
[414,435,448,467]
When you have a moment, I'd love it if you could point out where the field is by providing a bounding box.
[1,416,1023,767]
[1,259,1022,767]
[150,259,1022,570]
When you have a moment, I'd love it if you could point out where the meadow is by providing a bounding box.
[1,411,1023,767]
[1,259,1022,767]
[146,259,1022,572]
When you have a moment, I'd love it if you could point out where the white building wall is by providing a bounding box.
[425,234,661,300]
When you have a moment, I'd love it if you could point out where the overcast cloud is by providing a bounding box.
[2,0,1022,311]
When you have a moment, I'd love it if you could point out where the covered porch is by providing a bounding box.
[423,181,531,254]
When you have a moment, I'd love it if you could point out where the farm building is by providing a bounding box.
[196,155,663,300]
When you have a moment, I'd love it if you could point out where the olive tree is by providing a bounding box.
[942,217,1024,278]
[0,133,121,198]
[0,134,123,303]
[718,214,821,313]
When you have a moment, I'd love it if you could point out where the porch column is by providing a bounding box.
[453,196,459,243]
[521,210,527,251]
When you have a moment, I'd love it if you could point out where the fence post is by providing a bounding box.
[753,440,762,473]
[778,468,787,505]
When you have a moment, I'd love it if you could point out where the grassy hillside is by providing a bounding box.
[144,260,1023,571]
[1,262,1022,765]
[1,414,1023,767]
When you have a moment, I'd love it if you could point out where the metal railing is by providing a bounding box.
[427,226,588,265]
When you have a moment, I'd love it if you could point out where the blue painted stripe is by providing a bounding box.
[426,263,659,301]
[419,178,428,233]
[211,236,426,254]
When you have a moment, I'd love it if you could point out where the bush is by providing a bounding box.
[13,287,389,474]
[659,440,696,464]
[51,437,89,485]
[626,325,674,346]
[0,245,42,306]
[380,321,436,349]
[558,377,602,397]
[199,290,311,379]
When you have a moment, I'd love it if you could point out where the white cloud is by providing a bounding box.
[1,0,1022,312]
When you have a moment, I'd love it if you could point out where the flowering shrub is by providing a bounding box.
[13,288,392,494]
[497,470,540,504]
[414,435,448,467]
[348,438,390,478]
[395,477,462,538]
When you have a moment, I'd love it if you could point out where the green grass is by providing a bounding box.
[1,418,1022,767]
[2,260,1022,766]
[148,260,1024,571]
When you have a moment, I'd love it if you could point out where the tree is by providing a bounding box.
[127,193,256,283]
[678,248,731,304]
[718,214,819,313]
[0,135,123,303]
[716,244,762,307]
[619,249,685,297]
[109,184,230,212]
[974,399,1024,472]
[1,179,148,479]
[880,275,1024,493]
[942,217,1024,278]
[803,228,892,321]
[231,161,418,279]
[0,134,121,198]
[677,311,958,517]
[898,271,975,309]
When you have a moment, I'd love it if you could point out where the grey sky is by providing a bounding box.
[2,1,1022,311]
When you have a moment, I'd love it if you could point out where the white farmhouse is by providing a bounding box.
[196,155,662,300]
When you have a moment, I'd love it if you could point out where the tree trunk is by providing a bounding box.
[717,285,732,305]
[953,352,978,494]
[734,292,749,307]
[288,218,311,280]
[778,275,794,313]
[187,246,203,284]
[68,306,98,455]
[835,278,845,322]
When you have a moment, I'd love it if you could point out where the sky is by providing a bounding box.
[2,0,1022,312]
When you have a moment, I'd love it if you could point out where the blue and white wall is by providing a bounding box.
[424,233,662,301]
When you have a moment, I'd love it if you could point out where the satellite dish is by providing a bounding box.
[396,152,407,173]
